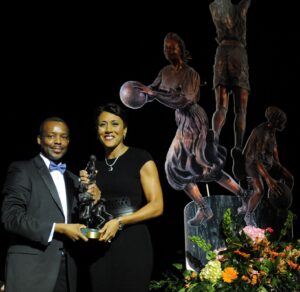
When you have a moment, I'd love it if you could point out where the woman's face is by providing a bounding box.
[97,111,127,149]
[164,38,182,64]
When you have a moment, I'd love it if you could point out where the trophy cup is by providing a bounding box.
[78,155,113,239]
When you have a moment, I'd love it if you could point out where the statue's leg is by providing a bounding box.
[212,85,229,144]
[184,183,213,226]
[244,177,264,226]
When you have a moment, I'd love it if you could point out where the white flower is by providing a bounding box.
[199,260,222,284]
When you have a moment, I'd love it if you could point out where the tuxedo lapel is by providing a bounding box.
[64,172,76,222]
[33,156,64,216]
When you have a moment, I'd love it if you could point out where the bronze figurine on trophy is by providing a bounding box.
[78,155,113,238]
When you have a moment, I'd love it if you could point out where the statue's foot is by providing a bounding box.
[238,203,248,215]
[244,212,257,227]
[188,205,213,226]
[238,204,247,215]
[237,189,251,215]
[231,147,245,181]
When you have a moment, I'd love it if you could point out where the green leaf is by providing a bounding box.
[173,263,183,270]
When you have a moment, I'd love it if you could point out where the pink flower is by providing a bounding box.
[243,226,266,242]
[264,227,274,233]
[214,247,227,261]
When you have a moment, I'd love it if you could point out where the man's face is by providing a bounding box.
[37,121,70,161]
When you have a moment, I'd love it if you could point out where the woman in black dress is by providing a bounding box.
[79,103,164,292]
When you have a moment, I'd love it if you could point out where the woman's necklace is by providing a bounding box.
[105,155,120,172]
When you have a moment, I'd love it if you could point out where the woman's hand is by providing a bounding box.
[86,183,101,204]
[79,169,90,184]
[79,170,101,203]
[99,219,119,243]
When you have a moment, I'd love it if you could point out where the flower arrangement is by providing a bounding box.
[150,209,300,291]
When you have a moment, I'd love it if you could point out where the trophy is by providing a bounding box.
[78,155,113,239]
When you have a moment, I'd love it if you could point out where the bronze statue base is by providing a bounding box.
[80,228,100,239]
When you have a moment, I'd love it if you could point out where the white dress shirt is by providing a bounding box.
[40,154,68,241]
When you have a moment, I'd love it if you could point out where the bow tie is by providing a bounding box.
[49,161,67,174]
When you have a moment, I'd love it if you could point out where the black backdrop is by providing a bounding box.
[1,1,299,281]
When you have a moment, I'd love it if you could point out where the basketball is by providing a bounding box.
[119,81,147,109]
[268,181,293,210]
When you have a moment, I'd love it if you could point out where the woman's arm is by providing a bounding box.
[99,160,164,242]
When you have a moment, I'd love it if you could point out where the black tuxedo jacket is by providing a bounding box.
[1,155,80,292]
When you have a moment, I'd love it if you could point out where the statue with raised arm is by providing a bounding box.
[78,155,112,234]
[209,0,251,180]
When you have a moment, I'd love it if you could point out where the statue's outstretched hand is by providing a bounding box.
[268,179,283,197]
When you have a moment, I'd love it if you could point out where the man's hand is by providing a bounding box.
[55,223,88,242]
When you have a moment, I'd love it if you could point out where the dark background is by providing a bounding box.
[1,0,299,282]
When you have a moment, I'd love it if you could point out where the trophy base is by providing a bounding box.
[80,228,101,239]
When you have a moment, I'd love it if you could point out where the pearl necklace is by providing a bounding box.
[105,155,120,172]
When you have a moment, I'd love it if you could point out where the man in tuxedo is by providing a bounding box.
[1,117,98,292]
